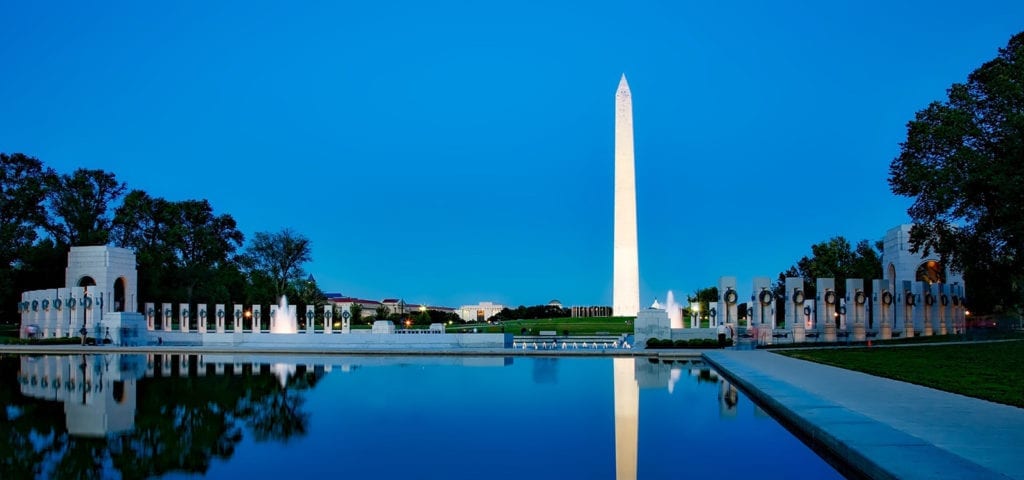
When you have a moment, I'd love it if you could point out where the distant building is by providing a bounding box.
[327,296,382,321]
[571,306,613,318]
[327,296,454,319]
[457,301,505,322]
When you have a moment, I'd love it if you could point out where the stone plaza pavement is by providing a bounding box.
[704,349,1024,480]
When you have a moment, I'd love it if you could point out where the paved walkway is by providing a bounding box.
[704,350,1024,480]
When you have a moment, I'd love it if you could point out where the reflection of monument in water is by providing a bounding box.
[613,358,639,480]
[612,357,748,479]
[18,354,146,436]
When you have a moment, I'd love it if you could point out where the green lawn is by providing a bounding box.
[446,317,634,335]
[780,340,1024,408]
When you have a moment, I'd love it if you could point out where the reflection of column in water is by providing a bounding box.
[613,357,638,480]
[718,379,738,418]
[19,354,141,437]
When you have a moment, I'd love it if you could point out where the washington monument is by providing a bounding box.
[613,74,640,317]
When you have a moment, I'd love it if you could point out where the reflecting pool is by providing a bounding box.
[2,354,843,479]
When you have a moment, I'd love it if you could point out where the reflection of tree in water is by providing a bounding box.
[51,436,109,480]
[0,357,64,479]
[238,368,314,442]
[0,356,322,479]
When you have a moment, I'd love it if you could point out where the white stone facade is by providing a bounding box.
[613,74,640,317]
[456,301,505,322]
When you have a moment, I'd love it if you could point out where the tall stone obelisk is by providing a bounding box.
[614,74,640,317]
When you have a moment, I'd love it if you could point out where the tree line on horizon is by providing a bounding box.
[0,154,321,323]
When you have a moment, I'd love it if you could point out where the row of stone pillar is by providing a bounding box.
[688,276,966,344]
[18,287,106,339]
[142,303,350,334]
[781,277,966,343]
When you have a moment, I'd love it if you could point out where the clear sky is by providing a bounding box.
[1,1,1021,308]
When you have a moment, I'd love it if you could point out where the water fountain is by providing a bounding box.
[665,290,683,329]
[270,296,297,334]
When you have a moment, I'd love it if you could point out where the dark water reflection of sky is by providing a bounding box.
[4,354,842,479]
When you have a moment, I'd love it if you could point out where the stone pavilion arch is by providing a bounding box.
[113,277,128,312]
[65,246,138,314]
[916,260,946,284]
[19,245,145,344]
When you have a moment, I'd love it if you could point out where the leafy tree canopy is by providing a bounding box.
[776,237,881,299]
[889,31,1024,312]
[44,168,126,246]
[241,229,312,300]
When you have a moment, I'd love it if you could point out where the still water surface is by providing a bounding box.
[3,354,843,479]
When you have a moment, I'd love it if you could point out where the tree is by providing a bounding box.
[44,168,126,246]
[0,153,50,268]
[292,275,327,308]
[687,286,719,323]
[0,153,52,321]
[167,200,244,301]
[242,229,312,299]
[889,32,1024,314]
[776,237,881,299]
[375,304,390,320]
[349,303,362,324]
[113,191,244,305]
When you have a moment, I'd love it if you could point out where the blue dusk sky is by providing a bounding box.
[1,1,1021,308]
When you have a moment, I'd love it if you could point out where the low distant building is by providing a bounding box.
[457,301,505,322]
[571,306,613,318]
[327,296,382,321]
[327,296,455,319]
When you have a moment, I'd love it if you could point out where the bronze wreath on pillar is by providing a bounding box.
[824,291,836,305]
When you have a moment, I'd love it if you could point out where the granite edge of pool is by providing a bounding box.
[702,352,1011,480]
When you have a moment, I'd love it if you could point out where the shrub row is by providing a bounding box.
[646,338,733,349]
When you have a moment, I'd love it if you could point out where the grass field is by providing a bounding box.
[446,317,634,335]
[780,340,1024,408]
